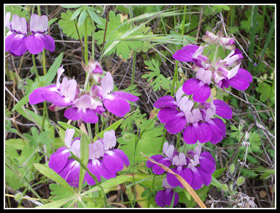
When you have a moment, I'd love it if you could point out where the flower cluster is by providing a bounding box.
[172,31,253,103]
[49,129,129,187]
[147,142,216,207]
[5,13,55,56]
[154,86,232,145]
[148,31,253,207]
[29,62,138,124]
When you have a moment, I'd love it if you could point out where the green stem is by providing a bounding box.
[71,153,108,207]
[87,123,93,142]
[32,55,41,83]
[171,61,179,96]
[84,17,88,65]
[131,51,136,86]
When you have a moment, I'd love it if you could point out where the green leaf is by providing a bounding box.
[95,11,152,59]
[57,121,81,138]
[49,184,74,201]
[87,7,103,25]
[5,138,26,150]
[36,197,76,208]
[33,163,75,194]
[229,164,235,175]
[70,7,83,21]
[82,175,133,196]
[58,10,95,40]
[142,59,171,91]
[256,81,275,102]
[236,176,245,186]
[93,119,123,141]
[211,176,223,188]
[78,132,89,191]
[78,8,87,26]
[61,5,82,9]
[42,53,64,85]
[48,18,58,26]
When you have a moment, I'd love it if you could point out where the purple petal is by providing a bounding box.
[183,125,197,144]
[166,168,181,188]
[29,85,57,104]
[48,147,70,173]
[165,116,186,134]
[152,158,171,175]
[193,83,211,103]
[158,108,181,123]
[183,78,200,96]
[64,107,82,121]
[104,96,130,117]
[59,159,81,188]
[153,96,176,109]
[182,167,193,185]
[199,152,216,174]
[197,167,212,186]
[42,34,55,52]
[103,151,124,173]
[207,118,226,144]
[146,155,165,168]
[172,44,199,62]
[113,149,130,167]
[228,68,253,91]
[194,122,212,143]
[165,190,179,207]
[99,159,117,179]
[190,168,203,190]
[85,159,102,185]
[9,34,28,56]
[25,33,44,54]
[213,99,232,119]
[155,190,167,207]
[5,33,16,52]
[81,109,99,124]
[112,91,138,102]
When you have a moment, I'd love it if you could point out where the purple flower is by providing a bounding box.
[64,94,104,124]
[154,87,232,145]
[147,143,216,191]
[155,178,179,207]
[49,129,130,187]
[186,144,216,190]
[29,66,79,108]
[173,44,253,102]
[202,31,236,50]
[146,142,177,174]
[5,14,28,56]
[84,58,104,83]
[94,72,139,117]
[48,129,82,187]
[25,14,55,54]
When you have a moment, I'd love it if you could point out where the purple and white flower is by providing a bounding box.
[154,87,232,145]
[202,31,236,50]
[5,14,28,56]
[155,178,179,207]
[94,72,139,117]
[29,66,79,108]
[25,14,55,54]
[146,142,177,175]
[48,129,82,187]
[173,43,253,102]
[147,142,216,191]
[64,94,104,124]
[49,129,130,187]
